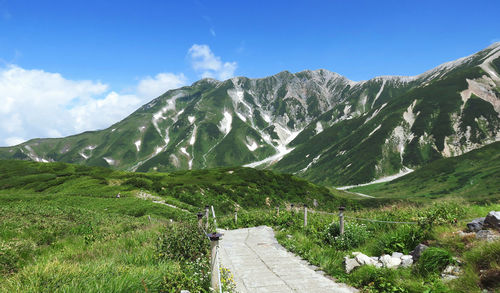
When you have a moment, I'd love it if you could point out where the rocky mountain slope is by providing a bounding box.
[1,43,499,185]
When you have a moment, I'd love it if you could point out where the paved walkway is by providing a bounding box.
[218,226,358,293]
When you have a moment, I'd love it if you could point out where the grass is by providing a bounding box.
[349,142,500,202]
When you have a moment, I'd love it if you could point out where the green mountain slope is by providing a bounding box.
[349,141,500,201]
[1,43,499,186]
[0,159,350,211]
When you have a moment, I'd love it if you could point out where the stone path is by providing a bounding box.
[218,226,358,293]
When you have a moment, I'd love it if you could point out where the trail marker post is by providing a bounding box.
[339,206,345,235]
[208,232,222,292]
[205,205,210,230]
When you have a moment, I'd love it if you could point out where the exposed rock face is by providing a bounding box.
[467,217,485,232]
[410,244,429,261]
[484,211,500,229]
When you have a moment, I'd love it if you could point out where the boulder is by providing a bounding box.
[353,252,377,266]
[401,255,413,267]
[344,257,360,273]
[476,230,500,242]
[410,244,428,261]
[466,217,485,232]
[443,265,461,276]
[391,252,403,259]
[380,254,401,268]
[484,211,500,229]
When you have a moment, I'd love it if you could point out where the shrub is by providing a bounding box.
[157,221,209,262]
[323,222,370,250]
[376,225,426,255]
[348,266,408,293]
[417,247,454,276]
[124,177,153,190]
[160,258,211,292]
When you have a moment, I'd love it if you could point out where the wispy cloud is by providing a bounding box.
[188,44,237,80]
[0,65,187,146]
[210,28,216,37]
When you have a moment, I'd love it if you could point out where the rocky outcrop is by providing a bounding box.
[409,244,428,261]
[484,211,500,229]
[467,217,485,232]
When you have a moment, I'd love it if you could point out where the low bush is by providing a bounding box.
[157,221,209,262]
[323,222,370,250]
[348,266,408,293]
[375,225,426,255]
[417,247,454,276]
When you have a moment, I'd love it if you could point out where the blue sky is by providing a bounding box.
[0,0,499,146]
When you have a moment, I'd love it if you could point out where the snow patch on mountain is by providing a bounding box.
[297,154,321,173]
[365,103,387,123]
[189,125,197,145]
[371,79,386,107]
[135,140,141,152]
[188,116,196,124]
[219,110,232,135]
[337,167,414,190]
[103,157,115,166]
[245,140,258,151]
[368,125,381,137]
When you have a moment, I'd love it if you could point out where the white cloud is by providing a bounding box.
[0,64,187,146]
[136,72,187,99]
[210,28,216,37]
[188,44,237,80]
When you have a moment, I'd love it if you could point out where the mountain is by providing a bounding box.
[347,141,500,201]
[1,43,499,185]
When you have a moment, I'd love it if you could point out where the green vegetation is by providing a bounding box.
[219,201,500,292]
[350,142,500,201]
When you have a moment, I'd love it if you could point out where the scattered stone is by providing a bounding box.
[441,274,459,281]
[344,257,360,273]
[410,244,428,261]
[476,230,500,242]
[443,265,461,276]
[353,252,377,266]
[181,290,190,293]
[458,231,475,238]
[286,234,292,239]
[484,211,500,229]
[401,255,413,267]
[380,254,401,269]
[391,252,403,259]
[467,217,485,232]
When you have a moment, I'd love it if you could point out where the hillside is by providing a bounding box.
[349,141,500,201]
[0,159,350,212]
[1,43,499,186]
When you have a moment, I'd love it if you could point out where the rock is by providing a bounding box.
[354,252,377,266]
[181,291,191,293]
[380,254,401,268]
[443,265,461,276]
[391,252,403,259]
[401,255,413,267]
[286,234,292,239]
[467,217,485,232]
[410,244,428,261]
[484,211,500,229]
[370,256,379,262]
[344,257,360,273]
[441,274,459,281]
[476,230,500,242]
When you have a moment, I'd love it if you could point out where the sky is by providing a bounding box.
[0,0,499,146]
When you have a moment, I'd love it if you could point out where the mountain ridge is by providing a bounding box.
[1,43,499,186]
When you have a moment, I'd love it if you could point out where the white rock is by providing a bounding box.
[392,252,403,259]
[354,253,377,266]
[380,254,402,268]
[401,255,413,267]
[344,257,360,273]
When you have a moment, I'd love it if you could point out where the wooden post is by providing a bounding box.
[234,211,238,225]
[197,212,203,228]
[304,204,308,227]
[276,206,279,217]
[291,204,295,215]
[205,205,210,230]
[339,206,345,235]
[208,232,222,292]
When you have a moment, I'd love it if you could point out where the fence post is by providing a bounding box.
[197,212,203,228]
[234,211,238,225]
[205,205,210,230]
[304,204,308,227]
[276,205,279,217]
[208,232,222,292]
[339,206,345,235]
[211,205,217,229]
